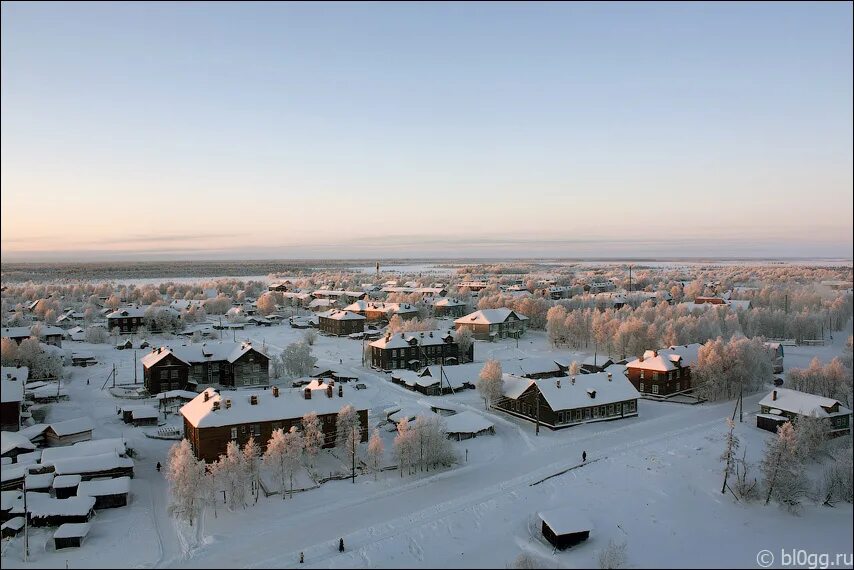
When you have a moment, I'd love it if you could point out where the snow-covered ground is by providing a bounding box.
[2,322,852,569]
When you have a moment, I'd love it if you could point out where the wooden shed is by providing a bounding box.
[1,516,24,538]
[77,476,130,509]
[538,508,593,550]
[18,493,95,527]
[45,418,94,447]
[52,475,82,499]
[54,522,91,549]
[130,407,159,427]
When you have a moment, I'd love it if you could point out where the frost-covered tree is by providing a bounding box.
[367,428,385,479]
[301,412,324,466]
[0,338,18,365]
[412,414,454,471]
[336,404,361,478]
[597,539,628,569]
[264,428,289,500]
[761,422,805,511]
[721,418,740,495]
[166,439,207,527]
[454,328,473,364]
[477,359,503,410]
[243,437,262,503]
[85,326,109,344]
[281,341,317,378]
[210,440,248,511]
[256,293,277,316]
[794,414,828,460]
[393,418,416,476]
[303,329,318,346]
[283,426,304,498]
[819,443,853,505]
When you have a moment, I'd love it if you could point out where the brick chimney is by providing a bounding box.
[326,385,333,398]
[304,387,311,400]
[204,392,209,402]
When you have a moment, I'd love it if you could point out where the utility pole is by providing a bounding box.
[628,265,632,294]
[351,426,357,484]
[112,363,116,388]
[535,391,540,436]
[23,477,29,562]
[134,350,138,384]
[739,376,744,423]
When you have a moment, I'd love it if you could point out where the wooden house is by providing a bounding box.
[432,297,468,318]
[141,341,269,395]
[106,307,147,333]
[180,385,369,462]
[757,388,852,436]
[624,344,700,397]
[369,330,470,371]
[52,475,82,499]
[495,372,639,430]
[454,308,528,341]
[1,366,27,431]
[318,310,366,336]
[1,325,64,347]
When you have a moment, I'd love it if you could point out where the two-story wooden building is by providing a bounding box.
[370,330,472,370]
[625,344,701,397]
[1,366,27,431]
[453,308,528,340]
[495,371,639,429]
[106,307,147,334]
[180,383,369,462]
[141,341,269,395]
[317,310,366,336]
[344,301,419,322]
[432,297,468,318]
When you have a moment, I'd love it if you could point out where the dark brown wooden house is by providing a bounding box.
[1,366,26,431]
[180,385,369,462]
[318,310,366,336]
[369,330,471,370]
[624,345,700,397]
[538,508,593,550]
[106,307,147,333]
[141,341,269,394]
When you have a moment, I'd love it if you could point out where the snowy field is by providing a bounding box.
[2,322,852,569]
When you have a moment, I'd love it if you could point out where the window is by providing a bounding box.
[614,403,621,415]
[171,382,179,391]
[160,370,168,379]
[558,412,565,423]
[584,408,591,420]
[653,372,658,381]
[171,369,179,379]
[639,370,645,380]
[608,404,614,415]
[676,369,681,378]
[652,385,659,395]
[230,427,238,440]
[252,424,261,437]
[194,365,202,374]
[639,382,645,392]
[241,425,247,433]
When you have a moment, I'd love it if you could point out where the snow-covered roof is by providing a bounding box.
[2,325,64,338]
[443,411,494,435]
[12,492,95,518]
[758,389,852,419]
[626,351,686,373]
[54,522,91,539]
[16,450,41,466]
[106,306,147,319]
[454,308,528,325]
[48,417,94,437]
[503,357,563,377]
[308,298,335,308]
[659,344,702,367]
[141,341,266,368]
[418,362,484,389]
[181,387,369,429]
[1,431,36,455]
[47,452,134,477]
[538,507,594,535]
[156,390,199,401]
[77,476,131,497]
[131,407,159,420]
[1,490,22,511]
[25,472,55,489]
[344,301,419,314]
[18,423,48,440]
[318,310,366,321]
[1,368,25,404]
[502,372,639,411]
[433,297,466,307]
[52,475,82,489]
[370,329,456,350]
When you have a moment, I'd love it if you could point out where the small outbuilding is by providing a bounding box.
[538,507,593,550]
[54,522,91,549]
[130,407,159,427]
[52,474,82,499]
[76,476,131,509]
[45,417,94,447]
[1,516,24,537]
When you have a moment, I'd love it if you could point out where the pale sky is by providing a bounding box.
[1,2,852,261]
